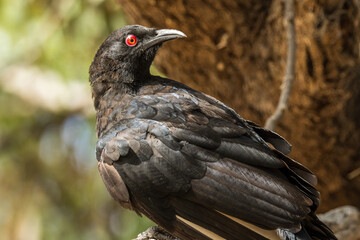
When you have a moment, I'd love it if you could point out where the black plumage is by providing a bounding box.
[90,25,336,240]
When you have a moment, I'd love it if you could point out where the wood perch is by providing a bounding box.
[265,0,296,130]
[134,226,178,240]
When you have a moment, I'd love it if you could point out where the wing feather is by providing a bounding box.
[96,82,324,239]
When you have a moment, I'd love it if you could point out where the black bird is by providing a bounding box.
[89,25,336,240]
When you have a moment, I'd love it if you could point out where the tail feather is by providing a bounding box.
[278,213,337,240]
[301,213,336,239]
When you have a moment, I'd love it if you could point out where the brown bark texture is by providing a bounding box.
[117,0,360,211]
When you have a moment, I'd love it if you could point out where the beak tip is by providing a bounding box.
[175,30,187,38]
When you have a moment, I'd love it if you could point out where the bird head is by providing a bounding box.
[89,25,186,88]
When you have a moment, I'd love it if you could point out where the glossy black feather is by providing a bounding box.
[171,197,269,240]
[91,25,336,240]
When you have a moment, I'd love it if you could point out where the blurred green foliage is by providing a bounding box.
[0,0,154,239]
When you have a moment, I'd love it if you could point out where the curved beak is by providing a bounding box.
[142,29,187,50]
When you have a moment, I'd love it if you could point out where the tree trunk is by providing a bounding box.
[117,0,360,211]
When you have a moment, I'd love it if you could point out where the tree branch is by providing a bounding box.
[318,206,360,240]
[265,0,296,130]
[134,226,178,240]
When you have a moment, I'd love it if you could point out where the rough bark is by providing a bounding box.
[319,205,360,240]
[264,0,296,130]
[117,0,360,211]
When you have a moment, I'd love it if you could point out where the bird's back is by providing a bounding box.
[95,77,334,240]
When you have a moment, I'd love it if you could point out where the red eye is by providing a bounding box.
[125,34,137,46]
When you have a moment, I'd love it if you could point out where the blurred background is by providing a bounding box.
[0,0,154,239]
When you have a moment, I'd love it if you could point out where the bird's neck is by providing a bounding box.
[89,55,154,136]
[90,59,151,110]
[91,71,153,137]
